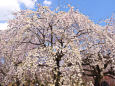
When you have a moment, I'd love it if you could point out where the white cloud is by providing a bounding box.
[0,0,20,21]
[18,0,37,9]
[43,0,52,6]
[0,23,8,30]
[0,0,37,21]
[0,0,37,30]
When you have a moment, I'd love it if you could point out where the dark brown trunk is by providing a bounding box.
[54,51,64,86]
[15,78,20,86]
[94,77,101,86]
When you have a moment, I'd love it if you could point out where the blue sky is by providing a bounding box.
[0,0,115,30]
[73,0,115,24]
[44,0,115,24]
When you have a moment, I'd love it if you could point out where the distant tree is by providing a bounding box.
[81,17,115,86]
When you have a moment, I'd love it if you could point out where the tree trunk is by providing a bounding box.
[54,51,63,86]
[94,77,101,86]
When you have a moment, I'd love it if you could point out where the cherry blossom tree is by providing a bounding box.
[0,6,83,86]
[0,5,114,86]
[80,17,115,86]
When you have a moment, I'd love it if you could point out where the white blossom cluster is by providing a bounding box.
[0,5,114,86]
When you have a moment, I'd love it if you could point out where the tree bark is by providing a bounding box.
[94,77,101,86]
[54,51,64,86]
